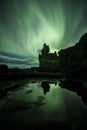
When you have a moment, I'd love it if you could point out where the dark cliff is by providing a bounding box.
[58,33,87,78]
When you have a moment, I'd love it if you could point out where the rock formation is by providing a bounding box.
[58,33,87,78]
[39,43,58,72]
[38,33,87,77]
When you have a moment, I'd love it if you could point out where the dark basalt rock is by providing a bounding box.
[39,43,58,72]
[0,64,8,73]
[58,33,87,78]
[38,33,87,77]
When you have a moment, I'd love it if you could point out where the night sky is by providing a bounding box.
[0,0,87,68]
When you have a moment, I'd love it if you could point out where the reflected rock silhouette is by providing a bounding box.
[59,80,87,105]
[41,81,50,94]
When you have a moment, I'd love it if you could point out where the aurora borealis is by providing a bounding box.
[0,0,87,68]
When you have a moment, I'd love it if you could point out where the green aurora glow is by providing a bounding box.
[0,0,87,68]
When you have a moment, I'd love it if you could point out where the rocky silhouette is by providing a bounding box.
[0,33,87,80]
[58,33,87,79]
[38,33,87,80]
[39,43,58,72]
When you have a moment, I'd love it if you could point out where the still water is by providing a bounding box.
[0,79,87,130]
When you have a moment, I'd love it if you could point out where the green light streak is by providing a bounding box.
[0,0,87,63]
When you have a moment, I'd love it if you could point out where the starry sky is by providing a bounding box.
[0,0,87,68]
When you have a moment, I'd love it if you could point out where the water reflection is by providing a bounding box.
[0,79,87,129]
[1,79,87,105]
[59,80,87,105]
[41,81,50,94]
[41,81,57,95]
